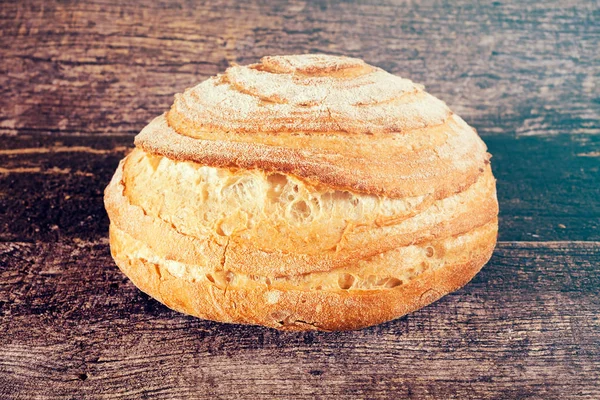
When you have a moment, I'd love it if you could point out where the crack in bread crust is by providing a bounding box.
[106,157,497,277]
[110,221,498,293]
[110,224,496,331]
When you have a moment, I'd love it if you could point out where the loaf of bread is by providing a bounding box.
[105,54,498,331]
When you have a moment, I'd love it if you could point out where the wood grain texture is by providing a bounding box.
[1,241,599,399]
[0,0,598,137]
[1,0,599,398]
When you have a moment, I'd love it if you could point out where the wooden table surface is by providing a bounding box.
[1,1,599,398]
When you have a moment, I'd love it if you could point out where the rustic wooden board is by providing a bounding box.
[0,241,599,399]
[1,0,599,398]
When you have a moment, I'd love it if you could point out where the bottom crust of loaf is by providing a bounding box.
[109,223,496,331]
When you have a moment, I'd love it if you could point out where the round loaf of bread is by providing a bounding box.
[105,54,498,331]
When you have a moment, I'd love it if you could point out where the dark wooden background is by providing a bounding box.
[1,1,599,398]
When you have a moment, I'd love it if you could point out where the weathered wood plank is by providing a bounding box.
[0,135,128,243]
[1,0,599,398]
[0,241,599,399]
[0,0,598,137]
[1,134,598,242]
[488,134,600,241]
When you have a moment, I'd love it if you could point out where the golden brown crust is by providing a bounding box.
[104,54,499,331]
[136,113,489,199]
[106,157,498,277]
[110,222,496,331]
